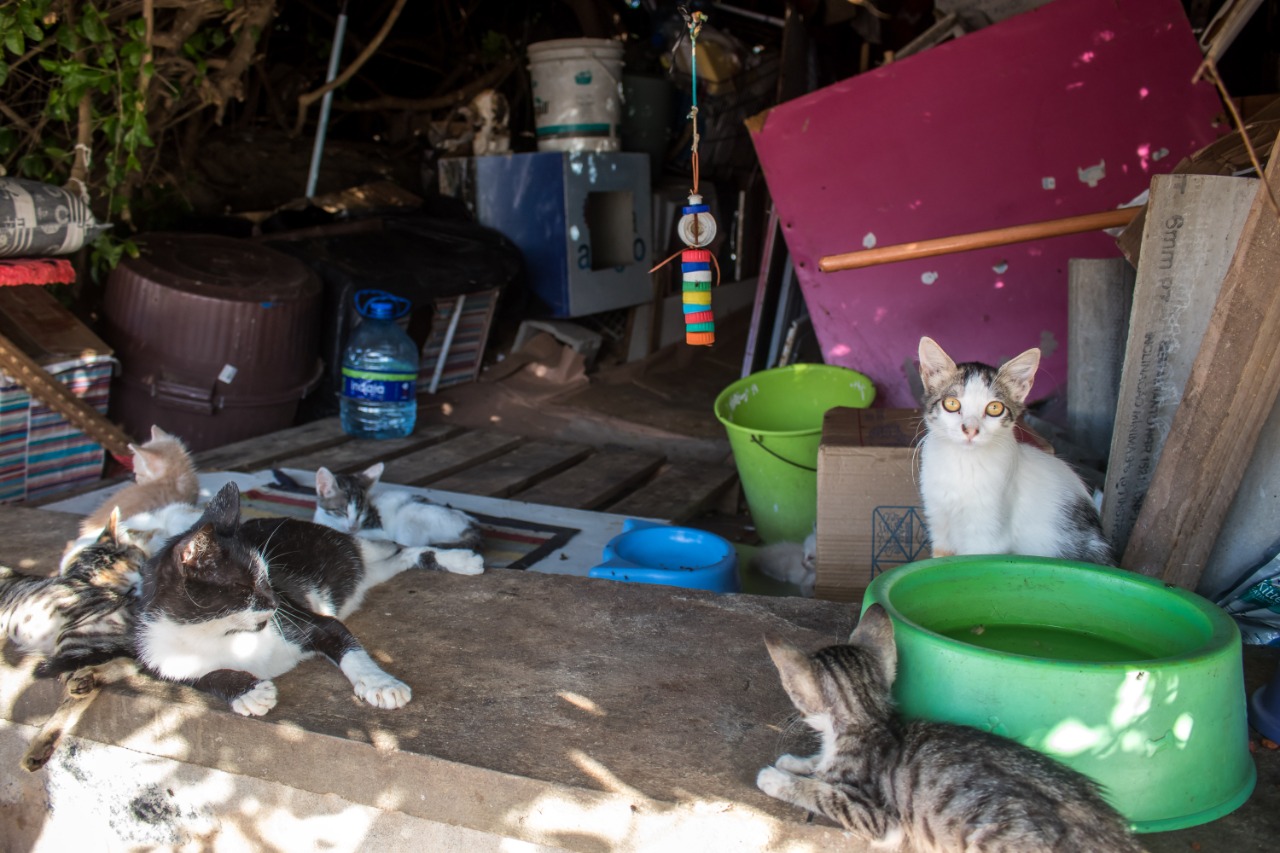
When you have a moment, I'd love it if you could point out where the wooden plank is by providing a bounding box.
[429,440,593,498]
[1123,136,1280,588]
[1066,258,1134,461]
[1100,174,1257,555]
[379,430,525,487]
[603,461,738,523]
[514,449,667,510]
[194,418,351,472]
[284,424,462,475]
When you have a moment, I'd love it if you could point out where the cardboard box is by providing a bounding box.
[815,407,927,602]
[0,286,115,503]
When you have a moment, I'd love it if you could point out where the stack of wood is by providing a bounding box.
[1095,124,1280,596]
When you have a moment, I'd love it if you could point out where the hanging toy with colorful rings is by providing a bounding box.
[650,6,721,347]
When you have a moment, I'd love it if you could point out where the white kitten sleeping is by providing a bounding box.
[312,463,484,553]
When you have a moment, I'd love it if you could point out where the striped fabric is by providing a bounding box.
[0,357,114,502]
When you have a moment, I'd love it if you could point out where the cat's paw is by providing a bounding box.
[775,753,818,774]
[756,766,794,798]
[354,672,412,709]
[231,680,278,716]
[432,548,485,575]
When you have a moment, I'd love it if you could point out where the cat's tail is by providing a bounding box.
[415,547,485,575]
[22,658,138,772]
[435,526,484,554]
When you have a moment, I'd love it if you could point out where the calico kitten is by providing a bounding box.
[313,462,483,551]
[135,482,483,717]
[79,425,199,536]
[757,604,1144,852]
[2,509,146,677]
[917,336,1114,564]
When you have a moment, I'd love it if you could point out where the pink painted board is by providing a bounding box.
[748,0,1225,407]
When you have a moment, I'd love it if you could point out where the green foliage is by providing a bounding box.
[0,2,257,281]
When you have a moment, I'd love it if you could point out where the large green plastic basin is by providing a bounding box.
[863,556,1255,833]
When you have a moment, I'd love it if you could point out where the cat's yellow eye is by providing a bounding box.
[985,401,1006,417]
[942,397,961,413]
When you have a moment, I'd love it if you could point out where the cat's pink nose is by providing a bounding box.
[962,425,979,439]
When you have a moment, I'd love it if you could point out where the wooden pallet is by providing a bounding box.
[193,418,737,524]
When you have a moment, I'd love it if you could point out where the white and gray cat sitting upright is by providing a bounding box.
[135,482,483,716]
[916,336,1114,564]
[313,462,483,551]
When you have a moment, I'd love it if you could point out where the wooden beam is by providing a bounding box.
[1066,258,1134,461]
[1122,135,1280,588]
[603,461,738,523]
[1100,174,1257,554]
[429,440,592,498]
[380,430,525,487]
[818,207,1139,273]
[284,424,462,476]
[515,449,667,510]
[193,418,351,472]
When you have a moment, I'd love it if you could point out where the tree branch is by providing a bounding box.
[209,0,276,124]
[333,58,516,114]
[292,0,408,136]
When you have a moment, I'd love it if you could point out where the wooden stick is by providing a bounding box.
[0,332,133,460]
[818,207,1140,273]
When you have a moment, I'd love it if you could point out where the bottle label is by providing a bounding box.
[341,367,416,402]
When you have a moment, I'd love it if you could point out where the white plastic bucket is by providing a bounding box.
[527,38,624,153]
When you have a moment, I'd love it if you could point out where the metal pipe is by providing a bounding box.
[305,1,349,199]
[429,294,467,394]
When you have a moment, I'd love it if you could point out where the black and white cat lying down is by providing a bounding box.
[135,482,484,716]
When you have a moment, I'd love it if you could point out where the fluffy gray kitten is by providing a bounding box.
[757,604,1145,852]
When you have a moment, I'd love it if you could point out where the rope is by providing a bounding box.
[681,6,707,196]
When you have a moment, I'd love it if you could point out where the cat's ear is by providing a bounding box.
[918,337,957,396]
[851,604,898,684]
[315,467,337,497]
[131,446,160,482]
[201,482,242,535]
[99,506,122,544]
[150,425,171,443]
[359,462,385,488]
[179,524,220,572]
[997,347,1041,404]
[764,635,825,715]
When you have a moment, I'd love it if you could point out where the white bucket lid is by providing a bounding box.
[527,37,624,61]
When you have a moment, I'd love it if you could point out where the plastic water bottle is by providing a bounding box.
[340,290,418,439]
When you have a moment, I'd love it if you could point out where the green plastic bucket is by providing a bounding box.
[863,556,1256,832]
[714,364,875,543]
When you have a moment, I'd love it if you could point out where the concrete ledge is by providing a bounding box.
[1,510,854,850]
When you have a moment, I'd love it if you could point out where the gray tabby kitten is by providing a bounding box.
[757,604,1144,852]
